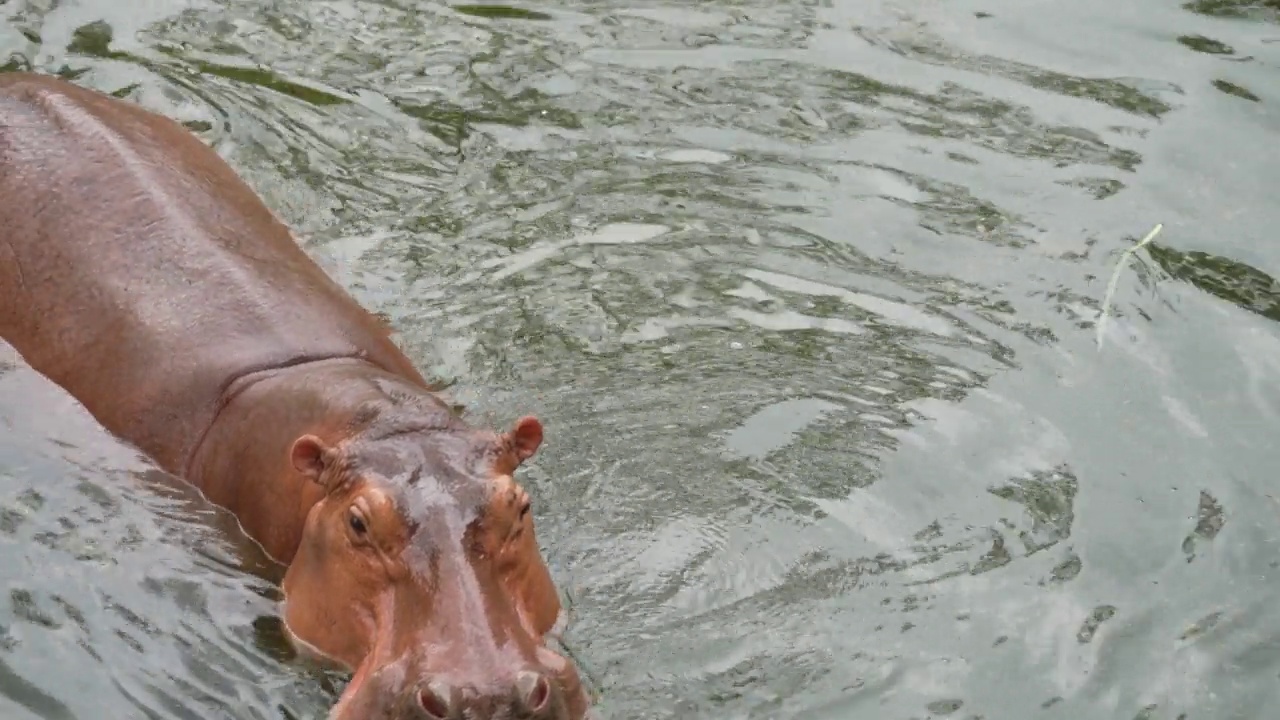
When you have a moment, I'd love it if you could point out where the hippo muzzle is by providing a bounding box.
[330,661,578,720]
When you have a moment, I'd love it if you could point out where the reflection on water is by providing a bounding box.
[1,0,1280,718]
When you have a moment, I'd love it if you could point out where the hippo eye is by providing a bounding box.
[348,510,368,536]
[518,498,531,519]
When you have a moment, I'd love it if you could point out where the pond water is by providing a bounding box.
[1,0,1279,718]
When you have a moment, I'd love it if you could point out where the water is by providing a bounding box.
[1,0,1278,718]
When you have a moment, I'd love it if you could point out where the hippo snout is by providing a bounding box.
[407,670,565,719]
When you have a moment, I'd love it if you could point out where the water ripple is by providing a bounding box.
[1,0,1279,717]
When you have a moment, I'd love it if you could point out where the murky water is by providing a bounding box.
[2,0,1279,718]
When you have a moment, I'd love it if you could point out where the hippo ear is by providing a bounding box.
[290,434,334,484]
[506,415,544,464]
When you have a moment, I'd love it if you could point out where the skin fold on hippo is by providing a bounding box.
[0,72,590,720]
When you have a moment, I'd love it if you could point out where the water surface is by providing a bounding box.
[1,0,1278,718]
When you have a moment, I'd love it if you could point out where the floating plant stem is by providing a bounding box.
[1096,223,1163,350]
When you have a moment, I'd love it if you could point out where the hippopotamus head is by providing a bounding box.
[275,391,588,720]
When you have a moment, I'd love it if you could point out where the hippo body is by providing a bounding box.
[0,72,427,476]
[0,72,587,720]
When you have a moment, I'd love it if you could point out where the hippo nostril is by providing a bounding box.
[418,680,455,719]
[515,670,552,713]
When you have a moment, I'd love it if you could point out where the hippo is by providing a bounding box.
[0,71,589,719]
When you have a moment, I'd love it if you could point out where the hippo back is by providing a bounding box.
[0,73,429,474]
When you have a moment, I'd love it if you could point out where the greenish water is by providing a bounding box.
[1,0,1278,718]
